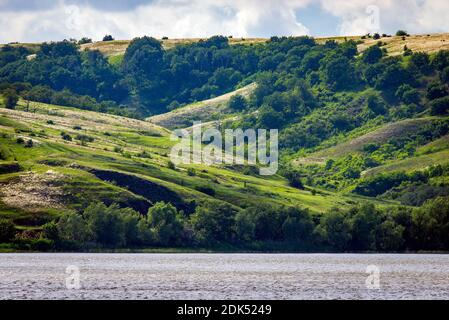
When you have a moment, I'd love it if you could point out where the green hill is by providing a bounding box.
[1,34,449,252]
[1,97,382,230]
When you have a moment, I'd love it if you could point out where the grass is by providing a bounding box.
[294,117,437,165]
[363,149,449,177]
[147,83,256,129]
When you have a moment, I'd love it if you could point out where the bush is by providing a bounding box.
[362,45,383,64]
[396,30,408,36]
[190,202,236,244]
[2,89,19,109]
[147,202,184,246]
[196,186,216,196]
[75,134,94,143]
[316,209,351,251]
[0,144,11,160]
[103,35,114,42]
[167,161,176,170]
[412,197,449,250]
[78,37,92,45]
[61,132,72,141]
[430,96,449,115]
[285,170,305,189]
[228,95,247,110]
[0,219,15,243]
[25,139,33,148]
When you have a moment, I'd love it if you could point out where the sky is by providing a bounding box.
[1,0,449,43]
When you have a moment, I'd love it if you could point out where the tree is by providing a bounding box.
[409,52,430,74]
[78,37,92,45]
[376,64,414,91]
[375,218,405,251]
[430,96,449,115]
[147,202,184,246]
[103,35,114,42]
[316,209,352,251]
[2,89,19,109]
[396,30,408,36]
[373,33,381,40]
[321,54,357,90]
[396,84,421,104]
[426,82,448,100]
[412,197,449,250]
[362,45,383,64]
[0,219,15,243]
[190,202,236,245]
[284,169,305,189]
[84,203,126,246]
[42,221,59,241]
[282,207,314,242]
[366,92,386,115]
[430,50,449,71]
[234,210,256,242]
[349,204,381,251]
[228,94,247,110]
[57,212,89,243]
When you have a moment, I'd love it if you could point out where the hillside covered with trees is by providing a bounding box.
[1,34,449,252]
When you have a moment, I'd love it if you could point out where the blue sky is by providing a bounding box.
[1,0,448,43]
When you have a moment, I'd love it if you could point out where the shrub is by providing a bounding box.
[396,30,408,36]
[362,45,383,64]
[147,202,184,246]
[430,96,449,115]
[0,144,11,160]
[0,219,15,243]
[228,94,247,110]
[195,186,216,196]
[75,134,94,143]
[167,161,176,170]
[103,35,114,42]
[61,132,72,141]
[3,89,19,109]
[25,139,33,148]
[78,37,92,45]
[190,202,236,244]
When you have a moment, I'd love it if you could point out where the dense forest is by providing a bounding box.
[1,35,449,252]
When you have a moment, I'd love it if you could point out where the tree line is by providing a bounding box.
[1,196,448,252]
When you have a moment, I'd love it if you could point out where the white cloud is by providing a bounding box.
[0,0,311,43]
[0,0,448,43]
[320,0,449,36]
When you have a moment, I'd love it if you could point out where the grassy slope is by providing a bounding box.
[294,117,436,165]
[363,134,449,177]
[0,98,390,230]
[147,83,257,129]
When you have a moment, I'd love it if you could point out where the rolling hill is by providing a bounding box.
[1,96,391,233]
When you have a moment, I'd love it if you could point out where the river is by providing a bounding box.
[0,253,448,300]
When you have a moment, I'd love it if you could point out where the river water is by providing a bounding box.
[0,253,448,300]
